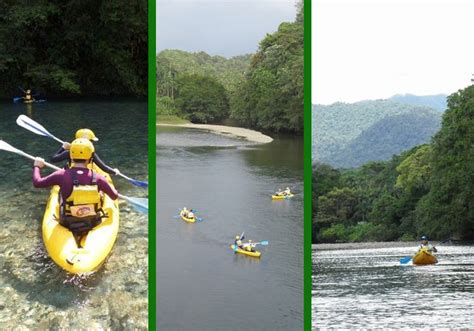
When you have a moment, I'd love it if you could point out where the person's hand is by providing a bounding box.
[34,157,45,168]
[114,168,120,175]
[62,142,71,150]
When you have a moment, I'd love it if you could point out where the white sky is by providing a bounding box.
[157,0,297,57]
[312,0,474,104]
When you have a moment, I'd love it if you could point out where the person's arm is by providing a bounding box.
[51,147,69,163]
[97,175,119,200]
[93,153,119,175]
[32,160,64,188]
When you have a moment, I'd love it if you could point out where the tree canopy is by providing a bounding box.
[157,2,304,133]
[0,0,147,98]
[312,84,474,243]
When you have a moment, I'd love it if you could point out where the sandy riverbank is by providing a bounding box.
[312,241,420,251]
[157,123,273,144]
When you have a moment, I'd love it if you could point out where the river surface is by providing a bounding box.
[312,243,474,330]
[0,101,148,329]
[157,126,304,330]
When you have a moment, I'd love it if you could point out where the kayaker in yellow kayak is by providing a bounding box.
[33,139,118,233]
[418,235,438,253]
[276,187,292,196]
[183,208,196,218]
[51,128,120,176]
[234,235,244,249]
[24,89,34,102]
[243,240,256,252]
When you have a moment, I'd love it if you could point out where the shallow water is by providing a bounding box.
[312,244,474,329]
[157,126,304,330]
[0,101,148,329]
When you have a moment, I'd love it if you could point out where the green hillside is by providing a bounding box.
[312,84,474,243]
[312,100,442,168]
[157,50,251,93]
[157,2,304,134]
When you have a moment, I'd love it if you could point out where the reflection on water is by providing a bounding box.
[157,127,304,330]
[0,101,148,329]
[312,244,474,329]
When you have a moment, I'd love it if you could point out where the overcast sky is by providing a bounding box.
[312,0,474,104]
[157,0,297,57]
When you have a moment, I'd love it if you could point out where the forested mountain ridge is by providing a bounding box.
[312,100,442,168]
[157,1,304,134]
[157,50,251,93]
[312,85,474,243]
[389,93,447,111]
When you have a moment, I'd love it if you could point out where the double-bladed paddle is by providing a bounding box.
[16,115,148,188]
[0,139,148,214]
[399,238,451,265]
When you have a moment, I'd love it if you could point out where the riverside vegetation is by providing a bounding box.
[0,1,147,98]
[312,85,474,243]
[156,2,304,134]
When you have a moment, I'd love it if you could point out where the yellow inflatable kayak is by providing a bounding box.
[272,193,294,200]
[179,209,196,223]
[230,244,261,258]
[412,247,438,265]
[42,185,119,274]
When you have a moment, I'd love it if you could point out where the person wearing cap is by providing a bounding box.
[33,138,118,208]
[234,235,243,249]
[50,128,119,175]
[33,139,118,235]
[418,235,437,253]
[243,239,256,252]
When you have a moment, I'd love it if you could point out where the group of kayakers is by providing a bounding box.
[275,187,292,197]
[181,207,195,219]
[234,235,257,253]
[33,129,118,235]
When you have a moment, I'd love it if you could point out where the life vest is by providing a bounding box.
[59,170,106,234]
[25,92,32,100]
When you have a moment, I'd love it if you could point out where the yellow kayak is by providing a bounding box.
[42,185,119,274]
[412,247,438,265]
[230,244,261,258]
[180,210,196,223]
[272,193,294,200]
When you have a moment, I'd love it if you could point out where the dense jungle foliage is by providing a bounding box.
[0,0,147,98]
[312,85,474,243]
[157,2,304,134]
[312,100,442,168]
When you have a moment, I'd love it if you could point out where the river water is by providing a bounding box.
[156,126,304,330]
[312,243,474,329]
[0,101,148,329]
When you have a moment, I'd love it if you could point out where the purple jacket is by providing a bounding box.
[33,167,118,202]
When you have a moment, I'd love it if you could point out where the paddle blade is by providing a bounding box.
[129,178,148,188]
[0,139,21,154]
[13,97,22,103]
[400,256,412,264]
[119,194,148,214]
[16,115,54,138]
[259,240,269,245]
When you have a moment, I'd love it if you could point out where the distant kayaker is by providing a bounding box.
[24,89,34,102]
[33,139,118,230]
[50,128,119,176]
[283,187,291,195]
[182,207,189,217]
[244,240,256,252]
[188,210,195,219]
[235,235,243,248]
[418,236,438,253]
